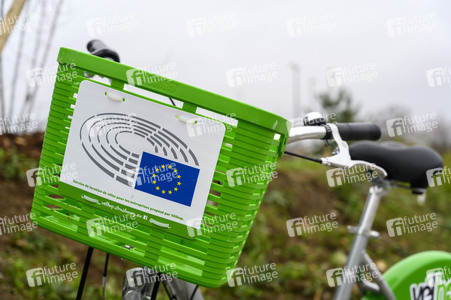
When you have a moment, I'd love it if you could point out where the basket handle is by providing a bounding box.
[150,218,170,228]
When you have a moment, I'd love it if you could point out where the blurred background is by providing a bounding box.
[0,0,450,299]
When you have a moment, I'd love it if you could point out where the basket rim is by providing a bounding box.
[57,47,292,136]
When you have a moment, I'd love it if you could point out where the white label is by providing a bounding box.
[61,80,225,228]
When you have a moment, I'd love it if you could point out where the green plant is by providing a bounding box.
[0,147,38,181]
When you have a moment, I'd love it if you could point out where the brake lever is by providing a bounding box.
[321,124,388,178]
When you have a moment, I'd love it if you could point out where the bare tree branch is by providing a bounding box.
[20,0,46,117]
[0,0,5,130]
[26,0,64,115]
[8,0,30,119]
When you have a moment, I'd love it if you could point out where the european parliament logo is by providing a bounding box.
[135,152,199,207]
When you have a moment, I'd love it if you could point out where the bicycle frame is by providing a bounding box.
[333,181,396,300]
[288,122,399,299]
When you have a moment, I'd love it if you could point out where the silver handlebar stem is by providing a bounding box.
[287,126,327,144]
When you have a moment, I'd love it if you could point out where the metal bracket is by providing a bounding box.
[347,225,380,239]
[361,252,396,300]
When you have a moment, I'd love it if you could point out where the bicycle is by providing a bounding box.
[121,111,450,300]
[32,40,451,300]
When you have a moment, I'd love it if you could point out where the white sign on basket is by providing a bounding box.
[60,80,225,228]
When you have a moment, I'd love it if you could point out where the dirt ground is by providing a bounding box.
[0,133,134,299]
[0,133,45,159]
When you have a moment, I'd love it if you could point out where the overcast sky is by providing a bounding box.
[3,0,451,126]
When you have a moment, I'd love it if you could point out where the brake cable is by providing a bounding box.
[284,150,322,163]
[190,285,200,300]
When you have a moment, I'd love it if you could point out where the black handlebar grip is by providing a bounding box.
[87,39,120,63]
[324,123,381,141]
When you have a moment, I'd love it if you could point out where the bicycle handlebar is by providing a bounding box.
[288,122,381,144]
[87,39,120,63]
[326,123,381,141]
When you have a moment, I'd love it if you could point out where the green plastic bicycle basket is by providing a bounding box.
[30,47,291,288]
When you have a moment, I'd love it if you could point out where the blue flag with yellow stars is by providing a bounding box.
[135,152,200,207]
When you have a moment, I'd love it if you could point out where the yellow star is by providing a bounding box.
[161,165,165,169]
[174,187,178,191]
[152,181,156,184]
[174,169,178,173]
[152,174,156,177]
[177,175,181,179]
[156,186,160,190]
[162,190,166,194]
[168,191,172,194]
[177,182,181,186]
[168,166,172,169]
[156,168,159,172]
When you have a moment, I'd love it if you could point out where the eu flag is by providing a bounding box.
[135,152,199,207]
